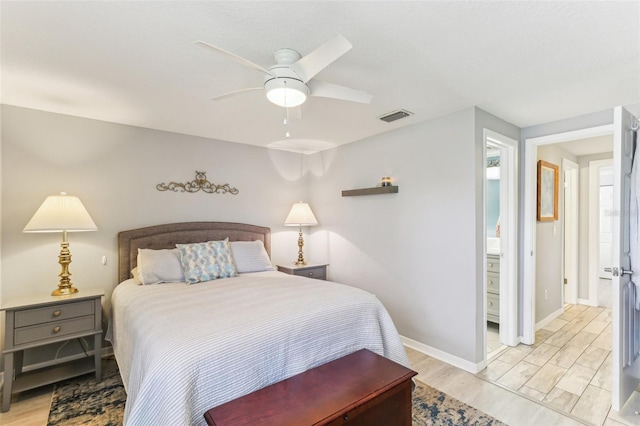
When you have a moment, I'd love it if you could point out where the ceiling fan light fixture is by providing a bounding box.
[265,78,308,108]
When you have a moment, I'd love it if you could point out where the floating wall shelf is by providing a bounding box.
[342,186,399,197]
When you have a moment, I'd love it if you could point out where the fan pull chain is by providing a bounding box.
[284,80,291,138]
[285,109,291,138]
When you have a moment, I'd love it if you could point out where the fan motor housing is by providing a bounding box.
[264,66,309,107]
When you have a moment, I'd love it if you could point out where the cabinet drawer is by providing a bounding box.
[487,293,500,317]
[15,315,95,346]
[487,256,500,273]
[487,272,500,294]
[293,266,326,280]
[15,300,94,328]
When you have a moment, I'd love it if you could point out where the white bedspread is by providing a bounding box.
[108,271,409,426]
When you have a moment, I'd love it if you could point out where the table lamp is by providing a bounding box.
[284,201,318,266]
[23,192,97,296]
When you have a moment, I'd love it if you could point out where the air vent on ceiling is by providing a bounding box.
[378,109,414,123]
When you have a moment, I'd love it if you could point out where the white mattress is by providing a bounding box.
[108,271,409,426]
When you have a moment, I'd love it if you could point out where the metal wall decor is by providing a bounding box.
[156,171,239,195]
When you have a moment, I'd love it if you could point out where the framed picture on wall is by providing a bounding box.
[537,160,559,221]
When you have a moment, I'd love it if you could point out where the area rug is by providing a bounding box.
[412,380,507,425]
[47,357,125,426]
[48,361,505,426]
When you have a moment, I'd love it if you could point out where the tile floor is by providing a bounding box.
[407,346,586,425]
[479,304,614,425]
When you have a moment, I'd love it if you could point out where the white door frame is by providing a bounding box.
[562,158,579,305]
[589,159,613,306]
[483,129,518,349]
[523,124,613,344]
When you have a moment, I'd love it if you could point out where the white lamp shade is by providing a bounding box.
[284,202,318,226]
[23,193,97,233]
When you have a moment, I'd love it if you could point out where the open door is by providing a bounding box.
[612,106,640,411]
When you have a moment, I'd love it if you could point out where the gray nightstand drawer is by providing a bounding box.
[15,300,94,328]
[277,264,328,281]
[14,315,95,346]
[293,266,326,280]
[487,272,499,294]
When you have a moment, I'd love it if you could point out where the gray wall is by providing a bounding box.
[1,105,307,368]
[307,106,519,365]
[535,144,577,321]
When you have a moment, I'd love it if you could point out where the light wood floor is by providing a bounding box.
[3,342,640,425]
[0,384,53,426]
[479,305,612,424]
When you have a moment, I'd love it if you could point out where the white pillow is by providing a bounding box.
[131,266,142,284]
[229,240,275,273]
[137,248,185,285]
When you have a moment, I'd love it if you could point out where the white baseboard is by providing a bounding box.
[401,335,485,374]
[535,307,565,331]
[578,298,595,306]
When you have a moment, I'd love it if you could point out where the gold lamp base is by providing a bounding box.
[294,227,307,266]
[52,286,79,296]
[51,236,79,296]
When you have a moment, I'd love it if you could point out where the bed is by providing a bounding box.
[108,222,410,426]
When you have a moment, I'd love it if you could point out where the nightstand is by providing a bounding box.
[1,288,104,412]
[277,264,328,281]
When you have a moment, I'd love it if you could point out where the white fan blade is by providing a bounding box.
[309,80,373,104]
[290,35,352,83]
[195,41,273,76]
[210,87,263,101]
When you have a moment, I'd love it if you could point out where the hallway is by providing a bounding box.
[479,304,612,424]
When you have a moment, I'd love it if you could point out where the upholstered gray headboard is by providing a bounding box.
[118,222,271,283]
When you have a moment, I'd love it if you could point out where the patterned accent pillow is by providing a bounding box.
[176,239,238,284]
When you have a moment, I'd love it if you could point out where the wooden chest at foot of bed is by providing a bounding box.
[204,349,417,426]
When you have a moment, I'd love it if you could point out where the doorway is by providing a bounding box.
[522,125,613,343]
[483,129,518,361]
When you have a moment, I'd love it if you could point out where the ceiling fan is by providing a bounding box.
[195,35,373,108]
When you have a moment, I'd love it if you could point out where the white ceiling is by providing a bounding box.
[556,134,613,157]
[2,1,639,153]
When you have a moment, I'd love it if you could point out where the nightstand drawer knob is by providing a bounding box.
[53,326,61,333]
[308,272,314,276]
[53,310,61,317]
